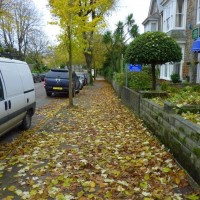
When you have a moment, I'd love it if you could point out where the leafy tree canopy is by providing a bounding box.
[124,31,182,65]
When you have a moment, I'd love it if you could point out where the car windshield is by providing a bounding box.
[46,69,69,78]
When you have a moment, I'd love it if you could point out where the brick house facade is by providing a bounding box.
[143,0,200,83]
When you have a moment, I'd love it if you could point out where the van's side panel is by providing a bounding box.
[0,62,26,120]
[17,63,35,109]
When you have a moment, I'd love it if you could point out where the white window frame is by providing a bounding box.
[163,0,186,32]
[197,54,200,83]
[159,44,184,81]
[151,22,158,31]
[163,2,173,32]
[197,0,200,24]
[175,0,185,28]
[159,63,174,80]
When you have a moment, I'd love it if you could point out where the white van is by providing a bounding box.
[0,57,36,136]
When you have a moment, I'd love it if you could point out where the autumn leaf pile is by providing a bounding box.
[0,81,199,200]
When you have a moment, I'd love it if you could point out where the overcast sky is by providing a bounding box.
[107,0,151,33]
[33,0,151,43]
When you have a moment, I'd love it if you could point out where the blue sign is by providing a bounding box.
[129,64,142,72]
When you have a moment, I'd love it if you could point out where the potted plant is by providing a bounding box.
[171,73,181,83]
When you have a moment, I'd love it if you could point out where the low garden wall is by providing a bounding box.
[121,87,140,117]
[112,81,200,185]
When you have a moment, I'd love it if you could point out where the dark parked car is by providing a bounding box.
[32,73,42,83]
[44,69,80,97]
[76,72,88,85]
[78,74,84,90]
[40,73,46,81]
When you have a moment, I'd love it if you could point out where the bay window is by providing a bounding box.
[163,0,186,32]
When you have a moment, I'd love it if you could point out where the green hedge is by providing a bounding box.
[114,68,152,90]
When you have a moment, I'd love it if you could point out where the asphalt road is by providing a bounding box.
[0,82,52,143]
[34,81,52,108]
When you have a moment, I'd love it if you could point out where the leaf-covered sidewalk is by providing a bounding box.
[0,80,199,200]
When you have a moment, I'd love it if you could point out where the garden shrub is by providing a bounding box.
[128,71,152,90]
[103,66,113,82]
[167,86,179,94]
[113,72,125,87]
[171,73,180,83]
[160,81,170,91]
[114,67,152,90]
[192,85,200,92]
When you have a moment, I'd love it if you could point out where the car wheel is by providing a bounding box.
[46,91,51,96]
[20,111,32,130]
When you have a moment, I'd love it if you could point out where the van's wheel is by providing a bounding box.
[21,111,32,130]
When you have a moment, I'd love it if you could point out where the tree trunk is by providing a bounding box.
[151,63,156,90]
[68,26,73,106]
[68,40,73,106]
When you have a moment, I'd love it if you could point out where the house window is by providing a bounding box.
[163,3,172,32]
[175,0,184,27]
[174,63,180,74]
[197,0,200,23]
[166,6,171,31]
[151,23,157,31]
[164,64,168,77]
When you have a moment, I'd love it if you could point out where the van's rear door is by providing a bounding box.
[0,62,26,126]
[0,72,9,136]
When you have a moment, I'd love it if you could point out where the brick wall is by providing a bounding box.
[140,98,200,184]
[185,0,195,62]
[112,83,200,184]
[121,87,140,117]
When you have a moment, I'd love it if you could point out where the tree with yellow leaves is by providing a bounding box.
[48,0,117,106]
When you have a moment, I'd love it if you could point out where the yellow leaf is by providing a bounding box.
[105,191,112,198]
[162,167,171,173]
[77,191,84,198]
[139,181,148,189]
[8,186,16,192]
[5,196,14,200]
[52,179,58,185]
[88,194,95,199]
[90,181,96,188]
[164,197,172,200]
[99,182,107,188]
[175,177,181,185]
[30,189,37,196]
[144,174,150,181]
[88,187,96,193]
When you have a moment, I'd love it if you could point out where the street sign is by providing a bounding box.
[129,64,142,72]
[192,27,199,40]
